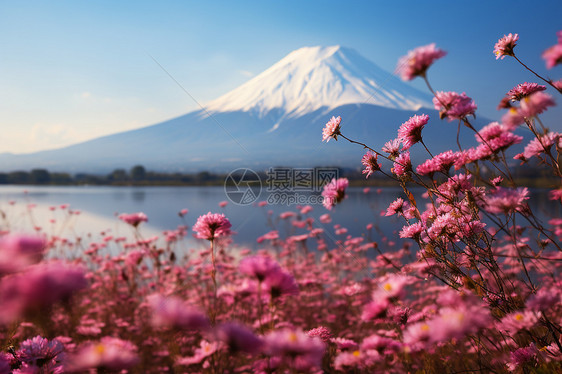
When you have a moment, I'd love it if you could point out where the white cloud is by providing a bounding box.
[27,123,85,151]
[238,70,254,78]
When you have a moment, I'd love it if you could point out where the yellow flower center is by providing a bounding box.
[352,350,360,357]
[95,344,105,355]
[383,283,393,292]
[289,333,298,343]
[421,324,430,332]
[515,313,523,321]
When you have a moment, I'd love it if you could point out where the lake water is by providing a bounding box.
[0,185,557,250]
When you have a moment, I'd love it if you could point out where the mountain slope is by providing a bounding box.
[0,46,494,173]
[205,46,434,119]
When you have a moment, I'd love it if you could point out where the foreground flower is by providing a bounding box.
[265,329,325,371]
[542,30,562,69]
[321,178,349,210]
[396,43,447,80]
[0,262,87,323]
[322,116,341,142]
[0,234,45,274]
[481,187,529,214]
[494,33,519,59]
[17,336,64,371]
[67,337,139,372]
[193,212,232,240]
[433,91,477,121]
[392,151,412,176]
[523,132,560,159]
[361,151,381,178]
[397,114,429,150]
[118,212,148,227]
[507,343,540,372]
[519,91,556,118]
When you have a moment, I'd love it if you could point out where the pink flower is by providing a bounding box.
[500,310,539,335]
[193,212,232,240]
[523,132,560,159]
[118,212,148,227]
[494,33,519,59]
[549,189,562,203]
[519,91,555,118]
[322,116,341,142]
[147,294,210,331]
[501,107,525,130]
[330,338,358,351]
[402,322,432,351]
[385,198,407,217]
[392,151,412,176]
[399,221,424,240]
[361,151,381,178]
[397,114,429,150]
[475,122,522,152]
[319,213,331,223]
[361,334,402,354]
[67,337,139,372]
[263,268,299,299]
[0,234,45,275]
[374,274,412,300]
[178,208,188,217]
[361,298,390,321]
[426,304,491,343]
[481,187,529,214]
[306,326,333,343]
[0,262,87,323]
[321,178,349,210]
[218,201,228,208]
[526,288,561,311]
[382,138,402,158]
[176,340,217,366]
[239,255,281,282]
[396,43,447,80]
[507,344,539,372]
[542,30,562,69]
[507,82,546,101]
[214,322,263,353]
[265,329,325,370]
[17,336,64,370]
[433,91,477,121]
[334,350,371,371]
[416,151,458,176]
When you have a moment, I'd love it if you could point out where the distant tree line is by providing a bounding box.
[0,162,557,187]
[0,165,227,186]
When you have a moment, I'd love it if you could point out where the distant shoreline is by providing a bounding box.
[0,164,557,188]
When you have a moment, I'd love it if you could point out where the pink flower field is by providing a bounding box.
[1,31,562,373]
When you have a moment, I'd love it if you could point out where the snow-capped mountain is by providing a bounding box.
[205,45,433,119]
[0,46,487,173]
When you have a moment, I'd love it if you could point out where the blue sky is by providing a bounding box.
[0,0,560,153]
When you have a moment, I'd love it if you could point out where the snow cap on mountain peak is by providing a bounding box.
[205,45,434,117]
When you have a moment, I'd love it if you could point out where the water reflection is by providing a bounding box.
[0,185,557,249]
